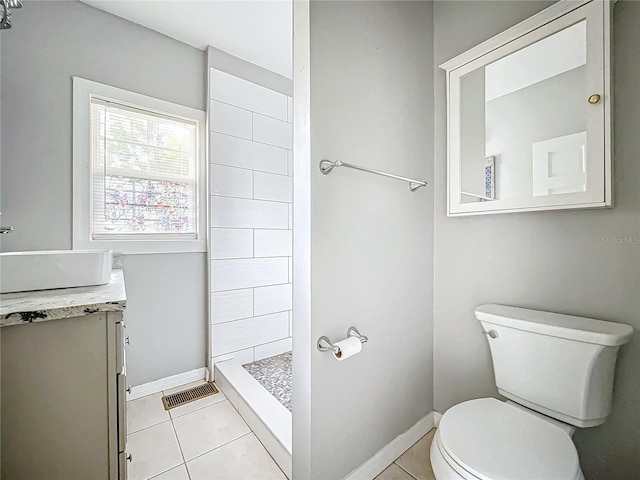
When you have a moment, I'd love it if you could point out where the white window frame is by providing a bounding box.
[73,77,207,254]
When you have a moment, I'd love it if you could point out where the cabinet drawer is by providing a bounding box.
[117,373,127,453]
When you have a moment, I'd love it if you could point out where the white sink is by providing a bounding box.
[0,250,113,294]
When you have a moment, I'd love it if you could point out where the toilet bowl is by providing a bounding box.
[428,304,633,480]
[429,398,583,480]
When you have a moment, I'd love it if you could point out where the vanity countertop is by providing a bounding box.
[0,269,127,327]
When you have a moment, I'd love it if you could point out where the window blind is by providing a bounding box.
[90,97,199,239]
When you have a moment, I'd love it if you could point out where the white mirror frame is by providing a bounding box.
[441,0,612,217]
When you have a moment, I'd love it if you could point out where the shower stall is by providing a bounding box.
[206,47,294,478]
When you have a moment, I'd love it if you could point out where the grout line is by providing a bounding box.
[211,98,288,123]
[210,192,292,204]
[211,310,292,327]
[168,394,227,421]
[209,226,291,231]
[169,415,188,472]
[210,227,258,231]
[209,284,279,295]
[209,160,289,177]
[211,346,254,361]
[210,192,254,200]
[211,194,292,205]
[210,255,290,262]
[183,431,254,464]
[209,129,292,151]
[210,130,289,153]
[251,432,289,479]
[146,462,186,480]
[126,418,172,436]
[393,462,420,480]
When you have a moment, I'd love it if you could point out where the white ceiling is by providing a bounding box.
[82,1,292,78]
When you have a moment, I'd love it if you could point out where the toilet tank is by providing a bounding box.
[475,304,633,428]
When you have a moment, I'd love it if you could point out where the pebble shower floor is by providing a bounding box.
[243,352,292,411]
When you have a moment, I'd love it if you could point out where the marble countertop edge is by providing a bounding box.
[0,270,127,327]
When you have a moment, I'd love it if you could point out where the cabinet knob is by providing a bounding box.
[588,94,601,104]
[126,453,132,462]
[125,336,130,345]
[126,385,132,394]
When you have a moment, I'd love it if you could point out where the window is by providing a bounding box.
[73,78,206,253]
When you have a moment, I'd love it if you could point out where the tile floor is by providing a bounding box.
[126,381,286,480]
[127,379,435,480]
[374,429,437,480]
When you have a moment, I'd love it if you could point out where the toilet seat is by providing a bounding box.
[435,398,582,480]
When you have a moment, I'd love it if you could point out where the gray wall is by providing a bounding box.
[433,2,640,479]
[1,1,207,385]
[309,2,433,478]
[485,66,586,200]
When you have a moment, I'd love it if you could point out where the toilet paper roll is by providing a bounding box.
[332,337,362,362]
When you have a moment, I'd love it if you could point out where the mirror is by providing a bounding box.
[442,0,611,216]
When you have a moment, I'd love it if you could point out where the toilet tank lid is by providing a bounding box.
[475,304,633,346]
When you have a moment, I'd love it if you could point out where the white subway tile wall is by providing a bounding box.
[210,228,253,260]
[210,289,254,324]
[253,172,292,203]
[209,100,252,139]
[210,133,288,175]
[254,337,293,362]
[209,69,288,122]
[210,313,290,357]
[210,164,253,199]
[254,230,292,258]
[252,113,293,149]
[254,284,293,316]
[210,197,288,229]
[209,69,293,366]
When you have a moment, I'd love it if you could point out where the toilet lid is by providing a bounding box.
[439,398,580,480]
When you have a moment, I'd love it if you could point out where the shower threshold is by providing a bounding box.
[214,355,292,479]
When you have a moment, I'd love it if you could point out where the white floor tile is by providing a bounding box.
[127,393,170,434]
[150,464,190,480]
[186,434,286,480]
[172,400,251,461]
[127,421,183,480]
[374,463,415,480]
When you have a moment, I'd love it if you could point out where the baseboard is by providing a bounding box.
[343,411,436,480]
[127,367,209,401]
[434,411,443,427]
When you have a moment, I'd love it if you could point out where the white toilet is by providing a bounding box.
[430,304,633,480]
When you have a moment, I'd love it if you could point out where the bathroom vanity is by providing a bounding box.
[0,270,128,479]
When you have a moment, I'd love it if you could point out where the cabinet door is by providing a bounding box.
[445,0,610,216]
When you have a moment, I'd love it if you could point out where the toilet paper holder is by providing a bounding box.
[317,327,368,353]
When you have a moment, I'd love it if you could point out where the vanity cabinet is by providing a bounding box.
[441,0,612,216]
[1,311,128,479]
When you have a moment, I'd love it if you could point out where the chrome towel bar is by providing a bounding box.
[317,326,368,353]
[319,159,427,192]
